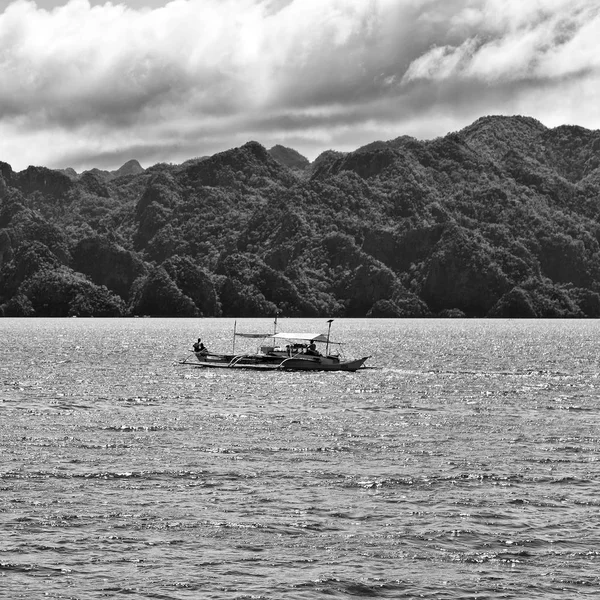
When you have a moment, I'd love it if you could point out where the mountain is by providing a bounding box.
[60,159,146,182]
[113,159,145,178]
[2,115,600,318]
[268,145,310,171]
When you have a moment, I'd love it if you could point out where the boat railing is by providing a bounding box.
[228,354,252,368]
[179,354,196,365]
[277,354,320,369]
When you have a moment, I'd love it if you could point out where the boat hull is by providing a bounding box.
[190,352,369,372]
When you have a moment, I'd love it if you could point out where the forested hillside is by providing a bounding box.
[2,115,600,318]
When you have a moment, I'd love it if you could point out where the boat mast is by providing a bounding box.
[233,320,237,354]
[273,311,278,336]
[326,319,333,355]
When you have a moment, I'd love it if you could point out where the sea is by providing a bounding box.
[1,317,600,599]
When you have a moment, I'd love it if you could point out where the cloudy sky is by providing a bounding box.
[1,0,599,172]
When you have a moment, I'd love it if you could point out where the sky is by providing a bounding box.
[1,0,599,172]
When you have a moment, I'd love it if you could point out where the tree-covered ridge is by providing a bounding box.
[2,116,600,317]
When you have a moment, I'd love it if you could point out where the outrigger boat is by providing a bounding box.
[182,319,369,372]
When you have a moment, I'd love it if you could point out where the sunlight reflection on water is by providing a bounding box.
[2,318,600,598]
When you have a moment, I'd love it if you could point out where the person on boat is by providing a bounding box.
[193,338,207,353]
[306,340,319,356]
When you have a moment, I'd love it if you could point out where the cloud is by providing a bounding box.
[1,0,600,171]
[403,0,600,83]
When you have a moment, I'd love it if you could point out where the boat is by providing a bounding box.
[181,319,369,372]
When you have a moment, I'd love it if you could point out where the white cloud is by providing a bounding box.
[403,0,600,83]
[0,0,599,171]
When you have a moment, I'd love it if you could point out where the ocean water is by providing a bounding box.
[1,317,600,599]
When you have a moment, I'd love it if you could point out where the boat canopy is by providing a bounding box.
[235,331,340,343]
[272,332,339,343]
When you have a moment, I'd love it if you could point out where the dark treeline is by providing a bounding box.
[2,115,600,318]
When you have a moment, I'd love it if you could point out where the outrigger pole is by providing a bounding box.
[326,319,334,356]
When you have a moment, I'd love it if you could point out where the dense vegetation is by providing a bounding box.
[2,115,600,318]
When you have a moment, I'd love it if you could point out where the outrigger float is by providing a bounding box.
[181,319,369,372]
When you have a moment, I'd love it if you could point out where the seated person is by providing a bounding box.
[193,338,207,353]
[306,340,320,356]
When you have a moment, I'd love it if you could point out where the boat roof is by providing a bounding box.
[272,332,338,343]
[235,331,339,344]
